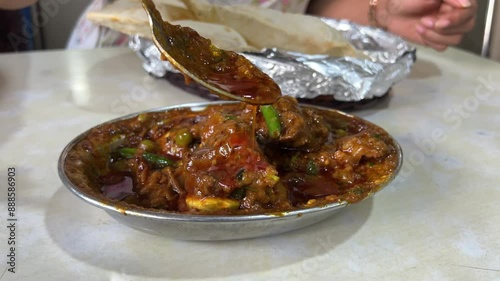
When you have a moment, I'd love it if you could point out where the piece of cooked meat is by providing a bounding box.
[256,96,329,151]
[181,108,280,211]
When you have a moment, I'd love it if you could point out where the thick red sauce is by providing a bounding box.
[63,2,399,215]
[65,101,400,215]
[144,0,281,104]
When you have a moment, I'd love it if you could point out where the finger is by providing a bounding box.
[416,29,448,51]
[434,7,476,31]
[419,4,475,32]
[426,42,448,52]
[418,3,453,29]
[416,24,464,46]
[442,0,474,8]
[434,16,476,34]
[439,3,455,13]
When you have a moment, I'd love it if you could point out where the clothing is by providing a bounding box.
[0,10,26,52]
[211,0,309,12]
[66,0,310,49]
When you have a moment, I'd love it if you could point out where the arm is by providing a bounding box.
[0,0,37,10]
[307,0,477,51]
[307,0,372,26]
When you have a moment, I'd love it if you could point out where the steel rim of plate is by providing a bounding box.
[58,101,402,223]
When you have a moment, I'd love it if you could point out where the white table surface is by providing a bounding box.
[0,47,499,281]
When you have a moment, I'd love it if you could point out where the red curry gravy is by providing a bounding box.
[64,97,400,215]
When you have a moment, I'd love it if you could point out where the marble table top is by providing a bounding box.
[0,46,499,281]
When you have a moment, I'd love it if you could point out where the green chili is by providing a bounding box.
[117,147,176,168]
[306,160,319,175]
[175,128,193,147]
[139,139,159,152]
[137,113,151,122]
[353,186,365,195]
[260,105,281,139]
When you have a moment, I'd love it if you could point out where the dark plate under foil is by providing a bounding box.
[163,71,391,110]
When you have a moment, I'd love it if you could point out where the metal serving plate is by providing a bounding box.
[58,101,403,241]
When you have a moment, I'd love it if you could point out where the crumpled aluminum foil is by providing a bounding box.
[129,18,416,102]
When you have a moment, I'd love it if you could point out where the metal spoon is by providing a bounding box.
[141,0,281,105]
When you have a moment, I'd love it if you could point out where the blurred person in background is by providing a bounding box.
[0,0,37,9]
[307,0,477,51]
[65,0,311,49]
[0,0,37,52]
[1,0,477,52]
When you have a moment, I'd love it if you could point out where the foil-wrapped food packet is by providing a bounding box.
[130,18,416,108]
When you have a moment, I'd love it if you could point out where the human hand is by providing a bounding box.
[380,0,477,51]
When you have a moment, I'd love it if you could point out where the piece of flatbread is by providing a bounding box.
[182,0,357,57]
[86,0,253,51]
[171,20,255,51]
[86,0,194,38]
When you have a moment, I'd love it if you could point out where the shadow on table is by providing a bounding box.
[45,186,373,279]
[406,59,442,80]
[345,91,393,119]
